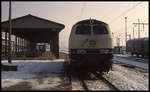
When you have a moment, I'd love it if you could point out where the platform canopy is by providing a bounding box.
[1,14,65,43]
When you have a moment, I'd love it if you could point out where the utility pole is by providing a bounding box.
[133,19,148,39]
[8,1,12,63]
[133,26,135,39]
[138,19,140,38]
[125,17,127,53]
[116,37,120,47]
[128,34,131,40]
[125,17,127,45]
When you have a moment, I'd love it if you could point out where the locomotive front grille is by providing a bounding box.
[86,50,99,54]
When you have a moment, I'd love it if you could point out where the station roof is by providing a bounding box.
[1,14,65,42]
[2,14,65,30]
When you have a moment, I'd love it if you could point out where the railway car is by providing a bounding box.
[69,19,114,73]
[143,38,149,58]
[126,39,134,55]
[126,37,149,58]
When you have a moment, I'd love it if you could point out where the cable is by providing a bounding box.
[109,2,143,24]
[79,2,86,20]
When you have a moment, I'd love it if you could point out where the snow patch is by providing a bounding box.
[2,59,65,89]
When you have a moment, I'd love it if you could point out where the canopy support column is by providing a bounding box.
[5,31,8,57]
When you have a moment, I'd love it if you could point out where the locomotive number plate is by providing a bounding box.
[88,40,96,47]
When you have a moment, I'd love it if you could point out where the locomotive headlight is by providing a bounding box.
[71,51,76,54]
[70,50,77,54]
[77,49,86,54]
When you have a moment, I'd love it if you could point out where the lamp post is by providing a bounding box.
[8,1,12,63]
[138,19,140,38]
[125,17,127,53]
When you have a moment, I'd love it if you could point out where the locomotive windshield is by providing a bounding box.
[93,25,108,34]
[75,25,91,35]
[75,24,108,35]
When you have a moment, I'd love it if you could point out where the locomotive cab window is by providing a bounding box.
[93,25,108,34]
[75,25,91,35]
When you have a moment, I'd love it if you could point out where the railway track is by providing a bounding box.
[63,53,148,90]
[93,71,120,91]
[64,58,121,91]
[64,61,148,90]
[69,68,120,91]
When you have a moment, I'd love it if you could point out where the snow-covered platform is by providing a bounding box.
[1,59,66,90]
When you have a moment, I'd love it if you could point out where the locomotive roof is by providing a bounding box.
[75,19,108,25]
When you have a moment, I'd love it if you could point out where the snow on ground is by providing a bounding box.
[2,55,149,90]
[104,64,149,90]
[114,54,149,63]
[1,59,65,90]
[113,54,149,70]
[84,80,113,90]
[71,76,85,91]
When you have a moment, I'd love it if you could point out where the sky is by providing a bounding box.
[1,1,149,50]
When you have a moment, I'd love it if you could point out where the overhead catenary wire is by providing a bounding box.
[142,18,148,22]
[109,2,143,24]
[79,2,86,20]
[111,2,147,45]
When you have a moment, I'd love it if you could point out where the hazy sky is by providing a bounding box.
[1,1,149,50]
